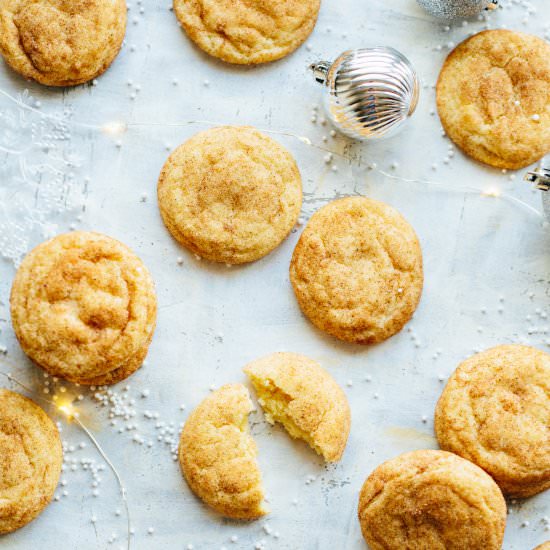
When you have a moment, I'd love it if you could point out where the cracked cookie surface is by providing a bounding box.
[173,0,320,64]
[158,126,302,264]
[358,450,506,550]
[0,0,126,86]
[10,232,157,384]
[437,30,550,169]
[290,197,423,344]
[435,345,550,498]
[0,389,62,534]
[244,352,350,462]
[178,384,266,519]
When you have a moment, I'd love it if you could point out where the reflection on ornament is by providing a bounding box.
[417,0,498,19]
[525,161,550,221]
[310,47,419,141]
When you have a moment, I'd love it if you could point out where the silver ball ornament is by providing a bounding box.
[310,47,419,141]
[416,0,498,19]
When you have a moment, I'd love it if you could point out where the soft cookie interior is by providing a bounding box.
[244,353,350,462]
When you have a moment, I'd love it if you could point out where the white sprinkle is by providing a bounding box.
[148,527,155,535]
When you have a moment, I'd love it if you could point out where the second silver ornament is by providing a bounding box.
[310,47,420,141]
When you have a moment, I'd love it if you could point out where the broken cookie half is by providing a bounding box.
[178,384,267,519]
[244,352,351,463]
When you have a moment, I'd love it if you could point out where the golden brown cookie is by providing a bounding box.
[10,232,157,385]
[158,126,302,264]
[358,450,506,550]
[534,543,550,550]
[290,197,423,344]
[435,345,550,498]
[173,0,320,65]
[436,30,550,169]
[0,0,126,87]
[0,388,62,534]
[178,384,266,519]
[244,352,350,462]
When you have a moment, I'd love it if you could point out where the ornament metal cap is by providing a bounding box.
[524,158,550,221]
[525,165,550,192]
[310,47,420,141]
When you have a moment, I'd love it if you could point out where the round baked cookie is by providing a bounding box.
[0,389,62,534]
[244,352,351,462]
[436,30,550,169]
[0,0,126,87]
[290,197,423,344]
[10,232,157,385]
[179,384,266,519]
[158,126,302,264]
[173,0,320,65]
[435,345,550,498]
[534,543,550,550]
[358,450,506,550]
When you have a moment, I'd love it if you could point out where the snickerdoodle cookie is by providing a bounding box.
[358,450,506,550]
[435,345,550,498]
[437,30,550,169]
[290,197,423,344]
[158,126,302,264]
[178,384,266,519]
[0,0,127,87]
[244,352,350,462]
[0,389,62,534]
[10,232,157,385]
[534,543,550,550]
[173,0,320,65]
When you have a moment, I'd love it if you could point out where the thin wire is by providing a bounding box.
[377,170,543,219]
[0,367,131,550]
[73,416,131,550]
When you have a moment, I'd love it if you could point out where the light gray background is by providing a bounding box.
[0,0,549,549]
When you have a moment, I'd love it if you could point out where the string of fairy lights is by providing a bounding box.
[0,87,544,222]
